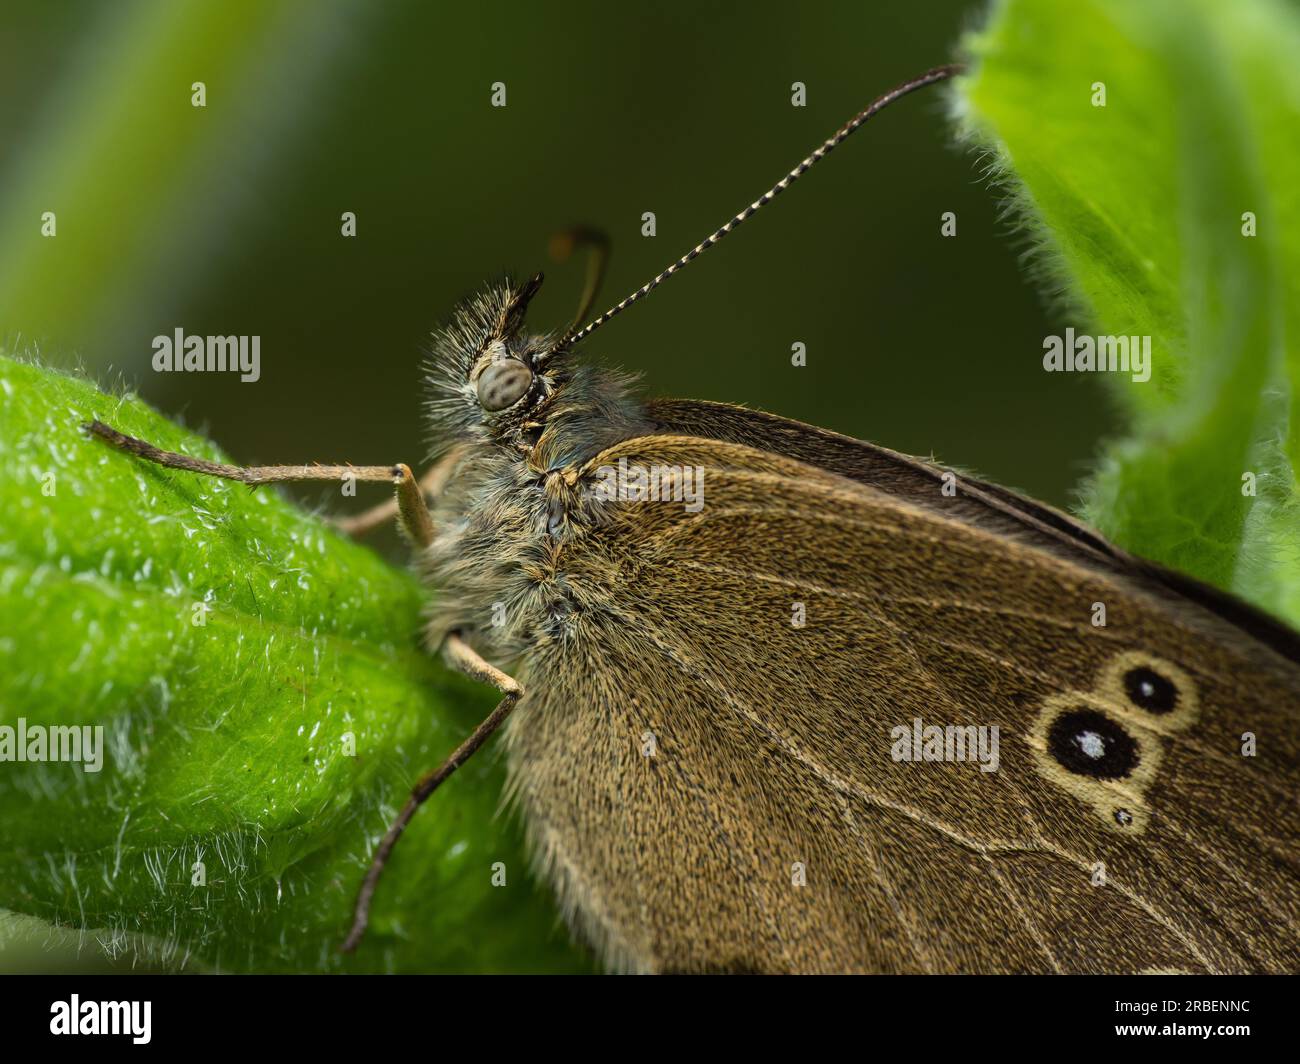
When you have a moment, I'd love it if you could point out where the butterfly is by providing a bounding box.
[87,66,1300,973]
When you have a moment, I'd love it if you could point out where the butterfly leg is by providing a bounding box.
[330,445,465,541]
[83,419,435,548]
[340,632,522,952]
[549,224,611,332]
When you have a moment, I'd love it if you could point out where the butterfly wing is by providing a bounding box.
[645,398,1300,662]
[506,430,1300,973]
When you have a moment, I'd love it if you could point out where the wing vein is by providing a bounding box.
[982,855,1064,974]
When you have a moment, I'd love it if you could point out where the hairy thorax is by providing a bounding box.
[422,379,653,672]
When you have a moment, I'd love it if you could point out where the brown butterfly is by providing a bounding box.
[87,65,1300,974]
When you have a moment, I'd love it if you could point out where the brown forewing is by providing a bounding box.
[501,429,1300,974]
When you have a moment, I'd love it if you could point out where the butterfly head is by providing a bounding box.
[424,274,569,450]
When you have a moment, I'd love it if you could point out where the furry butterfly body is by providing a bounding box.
[420,280,1300,974]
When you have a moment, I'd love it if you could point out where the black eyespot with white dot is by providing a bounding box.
[1047,708,1139,780]
[1123,665,1178,714]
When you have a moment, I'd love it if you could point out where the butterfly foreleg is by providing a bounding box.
[331,445,466,542]
[340,632,522,952]
[84,418,435,548]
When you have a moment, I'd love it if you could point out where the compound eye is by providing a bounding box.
[476,359,533,411]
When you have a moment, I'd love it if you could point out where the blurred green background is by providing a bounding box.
[0,0,1113,969]
[0,0,1111,534]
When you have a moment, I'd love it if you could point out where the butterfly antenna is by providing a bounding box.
[539,63,962,366]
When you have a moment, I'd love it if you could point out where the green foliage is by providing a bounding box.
[958,0,1300,627]
[0,354,588,973]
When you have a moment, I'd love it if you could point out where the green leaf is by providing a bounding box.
[957,0,1300,627]
[0,353,589,973]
